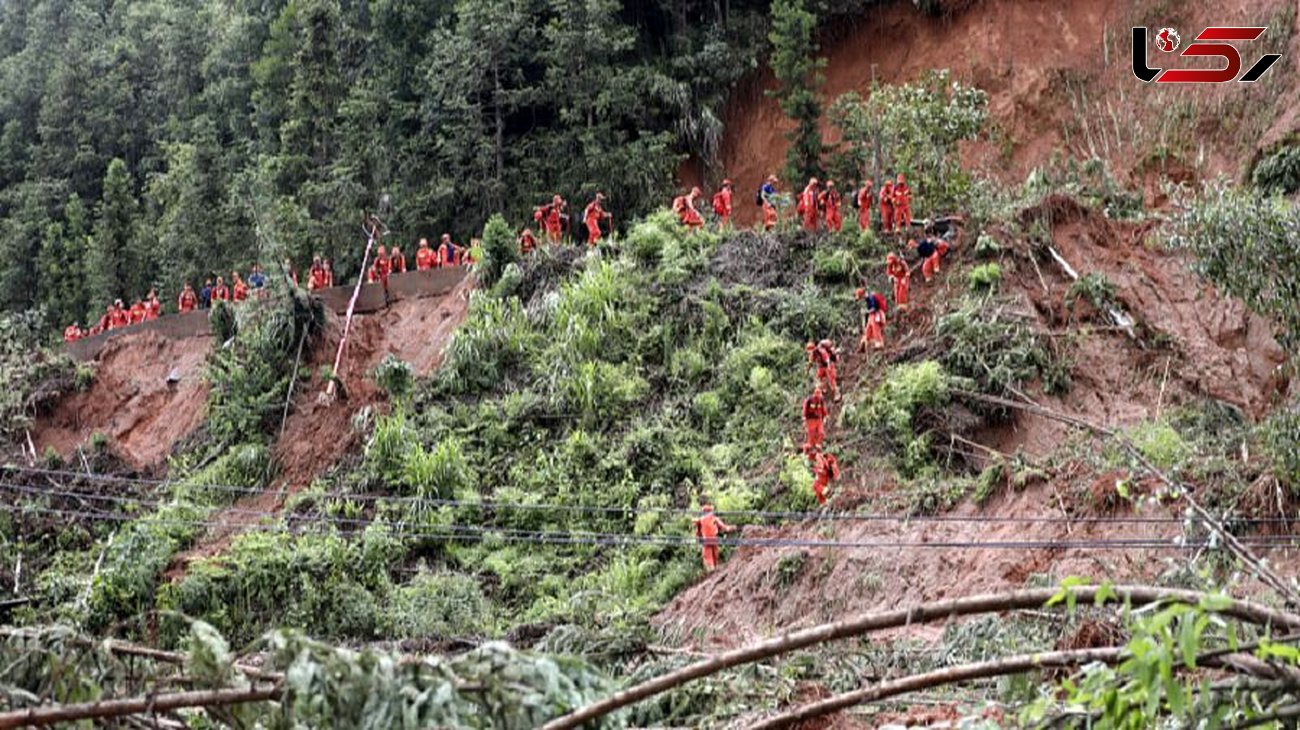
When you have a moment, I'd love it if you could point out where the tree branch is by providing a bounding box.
[0,684,281,729]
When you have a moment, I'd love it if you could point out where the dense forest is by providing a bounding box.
[0,0,888,329]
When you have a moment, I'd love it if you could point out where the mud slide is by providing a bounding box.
[169,278,473,568]
[33,330,212,470]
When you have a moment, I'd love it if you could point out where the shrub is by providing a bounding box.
[1252,142,1300,195]
[844,360,951,476]
[1066,272,1118,313]
[385,570,496,639]
[968,263,1002,293]
[811,247,860,283]
[373,354,415,402]
[439,295,537,393]
[1262,408,1300,492]
[1127,420,1192,471]
[478,213,518,286]
[974,232,1001,259]
[937,298,1064,397]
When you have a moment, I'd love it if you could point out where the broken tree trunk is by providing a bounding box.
[0,685,281,728]
[322,222,380,404]
[1046,245,1136,338]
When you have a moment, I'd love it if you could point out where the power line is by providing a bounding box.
[5,466,1290,526]
[5,501,1299,553]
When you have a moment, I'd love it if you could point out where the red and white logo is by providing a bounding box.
[1154,27,1180,52]
[1133,26,1281,83]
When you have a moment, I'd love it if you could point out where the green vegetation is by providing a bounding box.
[1252,140,1300,195]
[768,0,827,182]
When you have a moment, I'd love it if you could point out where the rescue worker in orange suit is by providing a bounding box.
[144,289,162,320]
[97,304,112,332]
[416,238,437,270]
[802,386,828,454]
[915,235,950,283]
[369,245,392,283]
[108,300,129,329]
[535,195,568,244]
[128,299,146,325]
[308,255,327,290]
[63,323,82,342]
[323,259,335,288]
[893,173,913,233]
[437,234,458,268]
[886,252,911,311]
[178,283,198,313]
[212,276,230,303]
[760,175,780,231]
[693,504,736,571]
[711,179,734,230]
[231,272,249,302]
[879,178,896,234]
[390,246,407,274]
[583,193,611,247]
[673,187,705,231]
[796,177,820,232]
[808,447,841,506]
[855,288,888,351]
[856,179,874,231]
[820,180,843,233]
[517,228,537,256]
[806,339,841,401]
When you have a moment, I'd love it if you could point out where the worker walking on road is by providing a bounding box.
[893,173,913,233]
[797,177,821,232]
[856,180,874,231]
[806,339,841,401]
[583,193,611,247]
[855,288,888,351]
[820,180,843,232]
[809,447,841,506]
[760,175,780,231]
[886,252,911,311]
[711,179,734,230]
[693,504,736,571]
[802,386,828,454]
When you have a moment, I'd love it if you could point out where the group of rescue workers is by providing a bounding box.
[695,171,955,570]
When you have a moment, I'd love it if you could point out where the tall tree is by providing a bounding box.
[86,159,141,307]
[37,193,90,325]
[767,0,825,183]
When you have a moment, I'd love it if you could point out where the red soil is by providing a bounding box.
[32,329,212,470]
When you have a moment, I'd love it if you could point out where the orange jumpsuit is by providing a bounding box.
[63,325,82,342]
[886,256,910,310]
[811,452,841,505]
[537,202,566,243]
[918,238,950,282]
[232,280,248,302]
[856,183,873,231]
[390,252,407,274]
[820,188,843,232]
[802,392,827,453]
[693,510,734,569]
[416,245,437,270]
[310,264,328,289]
[369,256,392,285]
[809,344,839,398]
[893,181,912,232]
[711,187,733,228]
[674,195,703,229]
[879,181,895,233]
[212,284,230,303]
[583,200,607,246]
[128,302,146,325]
[517,230,537,256]
[860,291,887,350]
[144,297,161,320]
[178,290,197,313]
[797,184,820,231]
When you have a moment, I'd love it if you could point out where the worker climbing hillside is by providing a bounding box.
[915,234,951,282]
[535,195,568,244]
[808,447,841,506]
[820,180,843,232]
[806,339,841,401]
[886,252,911,311]
[517,228,537,256]
[711,179,734,229]
[796,177,821,232]
[855,179,873,231]
[178,283,197,313]
[416,238,437,270]
[693,504,736,571]
[893,173,913,233]
[879,177,896,234]
[759,175,780,231]
[802,386,828,454]
[673,187,704,231]
[583,193,611,247]
[855,288,888,351]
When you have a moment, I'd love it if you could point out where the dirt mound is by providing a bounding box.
[32,330,212,470]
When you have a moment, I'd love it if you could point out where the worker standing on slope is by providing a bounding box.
[711,179,734,230]
[693,504,736,571]
[583,193,611,247]
[760,175,780,231]
[820,180,843,233]
[808,447,841,505]
[915,234,950,283]
[802,386,828,454]
[797,177,821,232]
[517,228,537,256]
[673,187,705,231]
[178,283,198,313]
[886,252,911,311]
[855,179,874,231]
[231,272,249,302]
[535,195,568,245]
[855,288,888,351]
[893,173,913,233]
[879,177,895,234]
[806,339,841,401]
[416,238,437,270]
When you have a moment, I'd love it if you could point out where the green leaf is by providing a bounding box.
[1179,616,1198,669]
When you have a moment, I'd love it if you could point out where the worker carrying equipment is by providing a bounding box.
[886,252,911,311]
[806,339,841,401]
[809,448,841,505]
[693,504,737,570]
[855,288,888,351]
[802,386,828,454]
[711,179,734,229]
